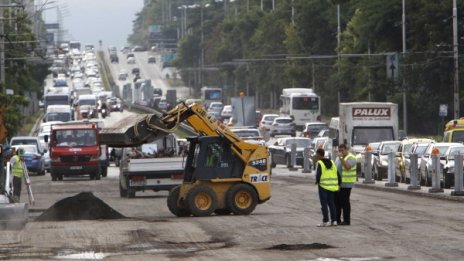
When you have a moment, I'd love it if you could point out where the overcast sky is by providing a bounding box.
[42,0,144,48]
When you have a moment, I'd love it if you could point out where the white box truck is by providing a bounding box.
[329,102,399,174]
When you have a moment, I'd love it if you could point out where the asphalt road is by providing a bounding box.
[2,134,464,261]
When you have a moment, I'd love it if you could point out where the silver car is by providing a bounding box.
[404,141,434,184]
[419,142,462,186]
[269,117,296,137]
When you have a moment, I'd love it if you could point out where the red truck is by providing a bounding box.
[46,121,101,181]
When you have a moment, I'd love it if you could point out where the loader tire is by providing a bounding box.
[186,185,217,217]
[167,186,190,217]
[226,183,258,215]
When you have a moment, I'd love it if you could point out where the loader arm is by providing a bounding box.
[99,102,263,163]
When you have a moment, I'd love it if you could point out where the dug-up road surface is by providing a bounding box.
[1,165,464,261]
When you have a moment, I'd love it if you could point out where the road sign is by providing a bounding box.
[439,104,448,117]
[386,53,399,81]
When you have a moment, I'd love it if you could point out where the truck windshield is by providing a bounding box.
[45,96,69,106]
[352,127,394,146]
[451,130,464,143]
[55,130,97,147]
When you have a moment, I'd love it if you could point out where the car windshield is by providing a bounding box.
[448,147,464,159]
[380,143,400,154]
[276,118,292,124]
[285,139,310,148]
[264,115,278,122]
[413,144,429,156]
[47,112,71,122]
[79,99,96,106]
[234,130,260,138]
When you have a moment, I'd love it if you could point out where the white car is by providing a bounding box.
[231,128,265,146]
[419,142,462,186]
[269,117,296,137]
[127,57,136,64]
[259,114,279,131]
[221,105,233,120]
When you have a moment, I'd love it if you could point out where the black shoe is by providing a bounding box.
[340,222,350,226]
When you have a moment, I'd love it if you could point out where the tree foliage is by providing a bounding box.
[130,0,464,135]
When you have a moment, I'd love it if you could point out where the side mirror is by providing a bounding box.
[332,138,339,147]
[44,135,49,143]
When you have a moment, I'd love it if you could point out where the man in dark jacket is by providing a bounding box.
[315,148,342,227]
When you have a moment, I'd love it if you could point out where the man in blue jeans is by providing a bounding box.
[315,148,341,227]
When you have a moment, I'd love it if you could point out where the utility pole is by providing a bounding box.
[337,4,341,105]
[453,0,460,118]
[402,0,407,133]
[0,0,5,94]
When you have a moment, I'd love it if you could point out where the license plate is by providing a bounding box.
[130,180,146,186]
[70,166,83,170]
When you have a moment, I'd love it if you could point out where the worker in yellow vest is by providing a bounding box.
[9,147,25,202]
[335,143,357,226]
[315,148,341,227]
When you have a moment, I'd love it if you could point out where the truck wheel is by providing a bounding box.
[226,183,258,215]
[167,186,190,217]
[186,185,217,217]
[119,182,128,197]
[127,189,136,198]
[51,172,57,181]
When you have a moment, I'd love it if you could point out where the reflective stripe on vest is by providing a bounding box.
[342,153,357,183]
[318,160,339,192]
[12,155,24,178]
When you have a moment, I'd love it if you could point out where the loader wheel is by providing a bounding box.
[226,183,258,215]
[186,186,217,217]
[167,186,190,217]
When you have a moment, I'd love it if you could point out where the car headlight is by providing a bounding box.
[381,160,388,166]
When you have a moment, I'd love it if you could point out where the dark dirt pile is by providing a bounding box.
[35,192,126,221]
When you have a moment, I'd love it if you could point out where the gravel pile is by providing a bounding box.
[36,192,125,221]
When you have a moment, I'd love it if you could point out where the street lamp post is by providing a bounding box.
[402,0,407,133]
[453,0,460,118]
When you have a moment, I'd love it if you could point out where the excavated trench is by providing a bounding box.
[35,192,125,221]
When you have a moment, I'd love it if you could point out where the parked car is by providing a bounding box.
[404,141,434,184]
[231,128,265,146]
[269,137,312,168]
[301,122,328,139]
[359,142,381,176]
[442,144,464,188]
[372,140,401,181]
[395,138,435,183]
[11,145,45,175]
[419,142,462,186]
[269,116,296,137]
[259,114,279,132]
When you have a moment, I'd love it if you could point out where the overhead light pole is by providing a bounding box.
[453,0,460,119]
[402,0,407,133]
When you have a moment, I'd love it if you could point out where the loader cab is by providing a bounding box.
[184,136,244,182]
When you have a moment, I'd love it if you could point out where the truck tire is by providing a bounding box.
[119,182,127,197]
[226,183,258,215]
[186,185,217,217]
[127,189,136,198]
[167,186,190,217]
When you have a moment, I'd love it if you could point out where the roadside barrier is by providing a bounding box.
[429,151,444,193]
[385,151,398,187]
[289,143,297,171]
[407,153,421,190]
[363,151,374,184]
[451,154,464,196]
[302,147,311,173]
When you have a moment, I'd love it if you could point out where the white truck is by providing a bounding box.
[329,102,399,174]
[118,134,186,198]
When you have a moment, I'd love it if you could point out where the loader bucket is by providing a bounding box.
[99,113,170,147]
[0,202,28,230]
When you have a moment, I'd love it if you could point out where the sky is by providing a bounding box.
[42,0,144,48]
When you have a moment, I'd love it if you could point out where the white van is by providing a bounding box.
[44,105,73,122]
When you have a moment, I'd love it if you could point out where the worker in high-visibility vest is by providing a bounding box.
[335,143,357,226]
[315,148,341,227]
[9,147,25,202]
